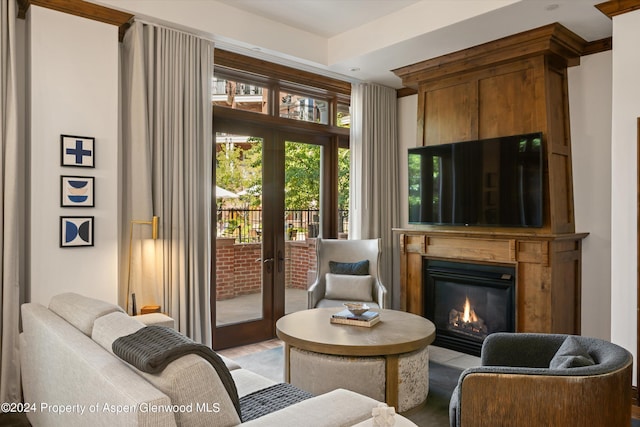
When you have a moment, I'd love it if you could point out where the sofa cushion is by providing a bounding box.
[550,336,596,369]
[49,292,125,336]
[329,260,369,275]
[325,273,373,302]
[92,311,146,353]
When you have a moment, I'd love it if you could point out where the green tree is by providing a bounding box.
[285,142,320,209]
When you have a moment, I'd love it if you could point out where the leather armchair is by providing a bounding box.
[307,238,388,309]
[449,333,633,427]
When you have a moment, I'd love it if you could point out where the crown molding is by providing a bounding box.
[596,0,640,18]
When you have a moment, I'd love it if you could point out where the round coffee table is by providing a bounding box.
[276,308,436,412]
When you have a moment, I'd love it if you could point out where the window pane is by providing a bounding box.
[212,77,268,114]
[337,103,351,128]
[338,147,350,238]
[279,92,329,124]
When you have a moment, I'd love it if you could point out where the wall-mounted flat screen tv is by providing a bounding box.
[408,132,543,227]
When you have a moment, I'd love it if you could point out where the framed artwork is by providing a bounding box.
[60,216,94,248]
[61,176,94,207]
[61,134,95,168]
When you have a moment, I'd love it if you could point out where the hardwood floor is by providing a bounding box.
[217,338,283,359]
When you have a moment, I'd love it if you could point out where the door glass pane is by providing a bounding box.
[215,132,264,326]
[284,140,321,314]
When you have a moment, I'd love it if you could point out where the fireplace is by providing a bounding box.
[424,259,515,356]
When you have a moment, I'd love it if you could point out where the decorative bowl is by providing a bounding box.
[344,302,370,316]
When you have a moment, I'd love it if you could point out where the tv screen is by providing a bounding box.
[408,132,543,227]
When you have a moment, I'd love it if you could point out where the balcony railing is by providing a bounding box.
[217,208,348,243]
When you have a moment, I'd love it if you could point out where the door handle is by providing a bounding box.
[277,250,284,273]
[263,257,274,273]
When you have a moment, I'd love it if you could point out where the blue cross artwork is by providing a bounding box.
[60,216,94,247]
[61,134,95,168]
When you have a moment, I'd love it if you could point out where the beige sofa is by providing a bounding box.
[20,293,390,427]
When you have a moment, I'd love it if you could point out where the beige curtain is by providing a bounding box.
[0,0,22,402]
[349,83,399,304]
[122,21,213,345]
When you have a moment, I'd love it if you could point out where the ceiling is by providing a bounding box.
[94,0,613,89]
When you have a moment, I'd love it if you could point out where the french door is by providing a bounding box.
[212,119,327,349]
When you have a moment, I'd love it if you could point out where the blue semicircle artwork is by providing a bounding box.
[68,195,88,203]
[65,221,78,243]
[68,180,88,189]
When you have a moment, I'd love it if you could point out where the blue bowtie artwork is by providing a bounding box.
[60,216,94,248]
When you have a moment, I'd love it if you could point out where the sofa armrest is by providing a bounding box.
[240,389,379,427]
[134,312,175,329]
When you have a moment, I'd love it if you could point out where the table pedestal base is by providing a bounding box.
[287,346,429,412]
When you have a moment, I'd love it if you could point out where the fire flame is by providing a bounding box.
[462,297,477,323]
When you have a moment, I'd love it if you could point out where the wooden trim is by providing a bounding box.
[215,49,351,96]
[397,87,418,98]
[393,23,586,88]
[213,105,349,137]
[582,37,613,56]
[17,0,133,41]
[596,0,640,18]
[637,117,640,404]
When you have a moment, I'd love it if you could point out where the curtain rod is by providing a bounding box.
[132,18,215,43]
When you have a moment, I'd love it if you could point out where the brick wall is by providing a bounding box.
[215,238,317,299]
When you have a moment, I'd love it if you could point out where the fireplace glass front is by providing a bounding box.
[424,259,515,356]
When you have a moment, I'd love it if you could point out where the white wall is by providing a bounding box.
[28,6,120,305]
[397,95,418,228]
[392,94,418,309]
[568,51,613,341]
[610,9,640,384]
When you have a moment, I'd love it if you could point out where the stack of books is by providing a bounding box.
[330,309,380,327]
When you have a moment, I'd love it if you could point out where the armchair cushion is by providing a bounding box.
[329,260,369,275]
[324,273,374,302]
[549,336,595,369]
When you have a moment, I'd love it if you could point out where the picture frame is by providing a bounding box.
[61,134,95,168]
[60,176,94,207]
[60,216,94,248]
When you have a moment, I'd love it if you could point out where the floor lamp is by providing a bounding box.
[126,215,159,315]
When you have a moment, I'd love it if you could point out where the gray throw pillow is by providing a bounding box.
[329,260,369,275]
[324,273,374,302]
[549,336,596,369]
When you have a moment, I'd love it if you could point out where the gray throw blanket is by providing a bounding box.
[112,325,241,418]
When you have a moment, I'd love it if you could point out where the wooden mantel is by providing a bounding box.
[396,228,588,334]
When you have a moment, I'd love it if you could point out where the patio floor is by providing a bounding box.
[216,288,308,326]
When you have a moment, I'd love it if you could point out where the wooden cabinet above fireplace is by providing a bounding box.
[393,23,588,235]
